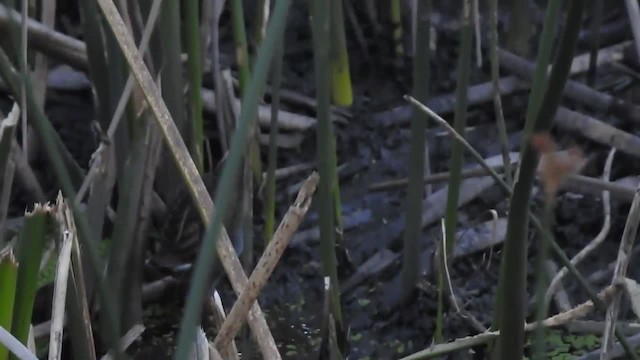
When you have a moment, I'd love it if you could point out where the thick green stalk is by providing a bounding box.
[107,118,148,333]
[329,134,343,243]
[78,0,112,130]
[488,0,512,185]
[532,199,555,359]
[311,0,344,326]
[439,0,472,344]
[491,0,563,335]
[496,2,585,360]
[401,0,431,301]
[0,248,17,360]
[172,1,291,357]
[185,0,204,172]
[264,35,284,244]
[329,0,353,107]
[151,0,186,203]
[520,1,563,143]
[251,0,269,58]
[10,206,51,356]
[230,0,261,271]
[230,0,250,91]
[443,0,473,259]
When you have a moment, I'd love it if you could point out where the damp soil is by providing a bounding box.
[9,0,640,359]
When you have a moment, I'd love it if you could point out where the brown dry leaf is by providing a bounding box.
[532,132,586,201]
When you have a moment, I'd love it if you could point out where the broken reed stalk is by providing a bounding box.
[214,172,318,350]
[48,195,75,360]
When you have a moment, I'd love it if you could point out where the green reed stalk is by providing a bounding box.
[401,0,431,302]
[264,35,284,244]
[311,0,344,327]
[185,0,204,172]
[496,2,585,359]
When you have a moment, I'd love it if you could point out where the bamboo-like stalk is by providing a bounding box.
[496,2,585,359]
[390,0,403,57]
[328,135,344,246]
[172,1,292,357]
[151,0,186,202]
[10,205,52,352]
[310,0,344,328]
[443,0,473,263]
[78,0,112,131]
[264,33,284,244]
[400,0,431,302]
[230,0,250,91]
[251,0,269,58]
[586,0,604,85]
[437,0,473,343]
[491,0,563,340]
[329,0,353,107]
[505,0,531,57]
[107,118,149,333]
[229,0,262,275]
[185,0,204,172]
[0,247,17,360]
[488,0,512,185]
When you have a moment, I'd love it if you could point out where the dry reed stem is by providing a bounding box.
[214,172,319,350]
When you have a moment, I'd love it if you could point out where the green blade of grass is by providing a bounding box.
[172,1,292,357]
